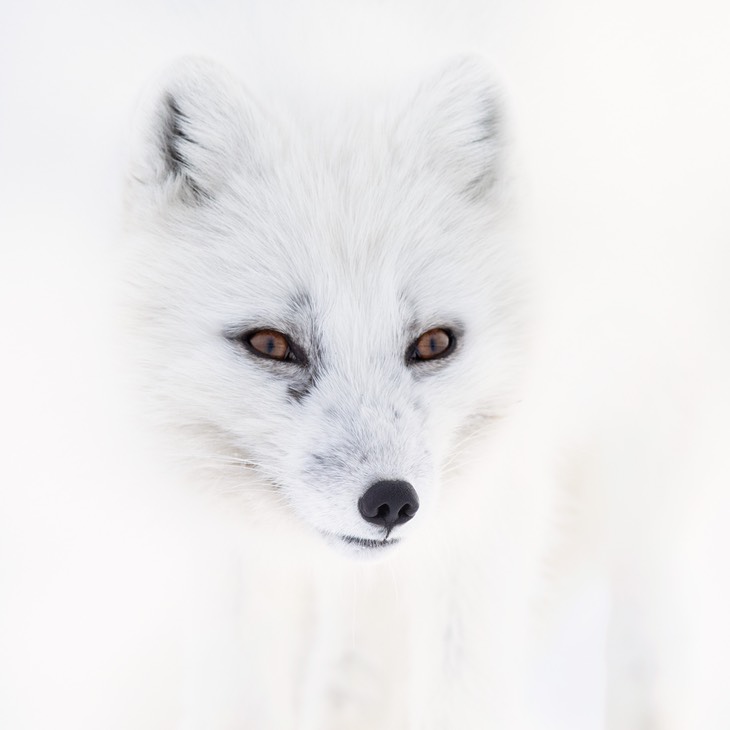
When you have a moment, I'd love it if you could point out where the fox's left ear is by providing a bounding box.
[406,56,503,200]
[128,57,275,206]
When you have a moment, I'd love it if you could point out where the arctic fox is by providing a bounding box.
[125,56,545,729]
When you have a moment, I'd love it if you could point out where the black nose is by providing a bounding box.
[358,480,420,528]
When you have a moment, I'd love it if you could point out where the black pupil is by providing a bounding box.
[266,337,276,354]
[429,335,439,353]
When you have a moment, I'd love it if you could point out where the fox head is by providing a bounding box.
[125,56,522,558]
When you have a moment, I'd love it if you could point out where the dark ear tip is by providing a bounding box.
[158,91,209,203]
[161,93,189,170]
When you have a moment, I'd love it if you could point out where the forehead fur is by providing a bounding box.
[126,55,518,378]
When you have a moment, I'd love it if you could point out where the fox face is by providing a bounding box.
[126,57,520,558]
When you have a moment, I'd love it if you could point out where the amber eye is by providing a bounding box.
[246,330,294,361]
[409,328,455,362]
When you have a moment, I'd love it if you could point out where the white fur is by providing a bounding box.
[124,56,545,728]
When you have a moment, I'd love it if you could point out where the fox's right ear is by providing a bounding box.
[129,57,271,205]
[403,56,503,202]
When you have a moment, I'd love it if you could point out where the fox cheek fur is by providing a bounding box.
[125,55,520,554]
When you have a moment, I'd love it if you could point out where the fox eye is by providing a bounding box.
[246,330,295,362]
[409,328,455,363]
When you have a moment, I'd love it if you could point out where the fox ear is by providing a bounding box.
[409,56,503,199]
[131,57,270,204]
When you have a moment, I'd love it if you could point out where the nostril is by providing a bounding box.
[358,480,420,528]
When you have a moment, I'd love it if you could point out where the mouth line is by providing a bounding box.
[337,534,400,549]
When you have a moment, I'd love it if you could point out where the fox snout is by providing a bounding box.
[358,480,420,530]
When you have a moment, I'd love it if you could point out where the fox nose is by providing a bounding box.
[358,480,419,528]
